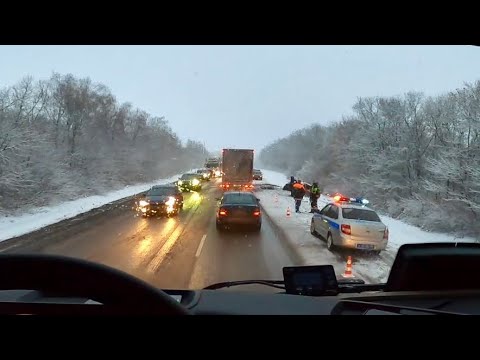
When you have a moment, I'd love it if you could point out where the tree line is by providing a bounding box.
[0,73,207,212]
[259,81,480,238]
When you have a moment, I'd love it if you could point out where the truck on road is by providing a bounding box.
[205,157,222,178]
[221,148,254,191]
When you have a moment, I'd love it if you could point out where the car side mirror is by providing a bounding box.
[256,198,260,202]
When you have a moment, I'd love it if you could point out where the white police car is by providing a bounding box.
[310,195,388,254]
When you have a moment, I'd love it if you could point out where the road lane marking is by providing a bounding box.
[146,182,219,273]
[0,244,19,253]
[146,199,201,273]
[195,234,207,257]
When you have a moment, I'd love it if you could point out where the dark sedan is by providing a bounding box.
[136,185,183,217]
[216,192,262,231]
[177,173,202,192]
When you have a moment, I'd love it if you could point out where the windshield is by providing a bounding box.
[205,162,219,168]
[180,174,198,180]
[342,208,381,222]
[223,194,257,205]
[1,45,479,293]
[147,188,176,196]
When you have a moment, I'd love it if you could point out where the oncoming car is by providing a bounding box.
[136,185,183,217]
[310,196,388,254]
[216,191,262,231]
[177,173,202,192]
[196,169,211,181]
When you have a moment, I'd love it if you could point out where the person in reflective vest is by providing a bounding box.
[309,182,321,213]
[292,180,306,213]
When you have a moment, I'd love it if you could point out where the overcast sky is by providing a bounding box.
[1,45,479,152]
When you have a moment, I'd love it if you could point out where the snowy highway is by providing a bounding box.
[0,169,476,287]
[0,178,301,291]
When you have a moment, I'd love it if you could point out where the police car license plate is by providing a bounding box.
[356,244,374,250]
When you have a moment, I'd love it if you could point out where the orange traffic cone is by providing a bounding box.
[342,256,354,278]
[286,207,291,217]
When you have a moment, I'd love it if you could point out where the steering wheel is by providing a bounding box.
[0,254,190,315]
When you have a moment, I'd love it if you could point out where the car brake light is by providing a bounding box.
[253,210,260,216]
[383,228,389,240]
[219,209,227,216]
[341,224,351,235]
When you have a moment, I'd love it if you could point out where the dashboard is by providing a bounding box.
[1,288,478,315]
[1,243,479,315]
[179,289,480,315]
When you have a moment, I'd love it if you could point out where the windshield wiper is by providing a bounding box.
[204,280,285,291]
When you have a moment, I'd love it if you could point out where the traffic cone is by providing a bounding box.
[286,207,291,217]
[342,256,354,278]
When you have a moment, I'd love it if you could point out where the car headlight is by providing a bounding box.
[165,196,176,206]
[215,170,221,177]
[203,174,208,178]
[178,180,183,185]
[192,179,200,186]
[139,200,149,207]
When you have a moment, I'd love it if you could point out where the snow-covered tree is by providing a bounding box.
[259,82,480,238]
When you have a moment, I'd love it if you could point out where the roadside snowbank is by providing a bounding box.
[256,169,476,283]
[0,172,190,242]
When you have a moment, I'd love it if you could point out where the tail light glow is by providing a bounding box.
[219,209,227,216]
[253,210,261,216]
[341,224,351,235]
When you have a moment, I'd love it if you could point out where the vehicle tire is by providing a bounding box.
[310,219,317,235]
[216,222,224,231]
[326,233,335,251]
[253,223,261,232]
[372,250,381,256]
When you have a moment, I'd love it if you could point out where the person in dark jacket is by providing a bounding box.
[282,176,296,193]
[292,180,306,213]
[309,182,321,213]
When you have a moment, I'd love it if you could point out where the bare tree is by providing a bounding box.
[260,82,480,238]
[0,74,208,213]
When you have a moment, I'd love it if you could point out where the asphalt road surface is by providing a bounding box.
[0,179,301,291]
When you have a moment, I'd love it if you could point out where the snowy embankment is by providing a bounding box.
[256,169,476,283]
[0,172,191,242]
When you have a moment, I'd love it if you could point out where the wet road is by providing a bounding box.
[0,179,300,290]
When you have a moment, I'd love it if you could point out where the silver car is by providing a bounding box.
[310,202,388,254]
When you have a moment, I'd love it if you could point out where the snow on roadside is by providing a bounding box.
[255,187,350,279]
[256,169,477,283]
[0,171,192,242]
[258,169,290,188]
